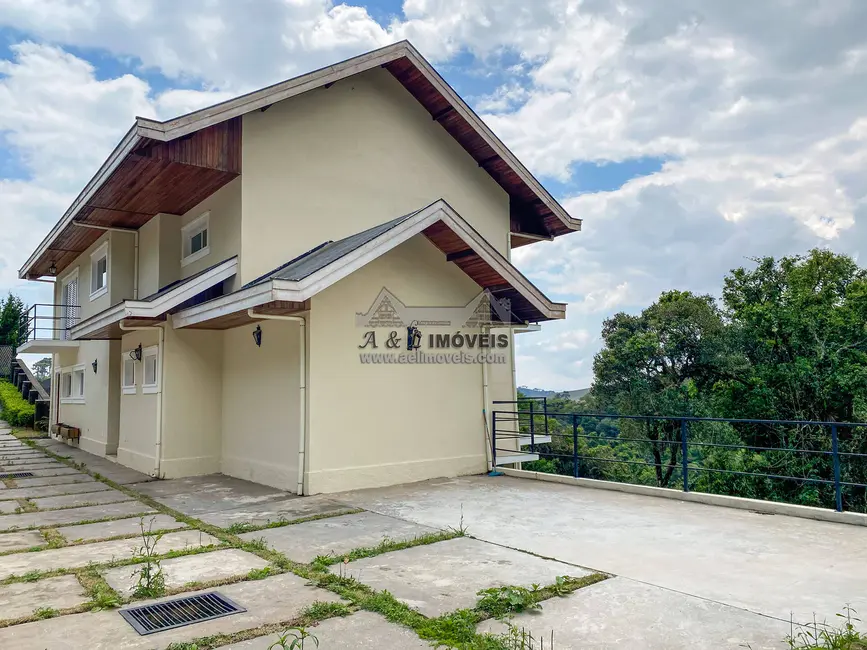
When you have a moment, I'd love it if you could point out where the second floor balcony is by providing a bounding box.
[17,303,82,354]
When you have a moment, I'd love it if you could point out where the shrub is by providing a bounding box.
[0,380,35,427]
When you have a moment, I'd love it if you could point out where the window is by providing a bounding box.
[142,346,159,394]
[60,365,85,404]
[122,357,136,395]
[181,212,210,267]
[90,241,109,300]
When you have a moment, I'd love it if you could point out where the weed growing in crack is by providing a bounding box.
[268,626,319,649]
[447,503,469,536]
[20,570,40,583]
[245,536,268,551]
[302,601,351,620]
[496,624,556,649]
[247,567,273,580]
[41,528,66,549]
[476,585,541,619]
[130,517,166,599]
[32,606,58,620]
[786,605,867,649]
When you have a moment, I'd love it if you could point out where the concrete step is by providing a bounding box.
[518,435,552,446]
[494,452,540,466]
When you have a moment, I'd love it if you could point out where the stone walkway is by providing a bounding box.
[0,427,823,649]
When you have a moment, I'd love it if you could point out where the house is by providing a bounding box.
[17,41,580,495]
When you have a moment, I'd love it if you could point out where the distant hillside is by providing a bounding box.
[518,386,590,401]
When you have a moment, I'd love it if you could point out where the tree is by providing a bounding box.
[591,291,731,487]
[0,294,26,348]
[32,358,51,382]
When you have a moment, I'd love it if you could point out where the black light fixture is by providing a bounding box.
[129,344,142,362]
[252,325,263,347]
[48,261,57,276]
[91,359,98,374]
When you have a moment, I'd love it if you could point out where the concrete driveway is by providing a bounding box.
[336,475,867,637]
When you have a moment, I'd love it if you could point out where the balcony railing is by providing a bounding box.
[491,400,867,513]
[20,303,80,343]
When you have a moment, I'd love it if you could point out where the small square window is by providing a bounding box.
[90,241,109,300]
[61,366,85,404]
[61,372,72,399]
[142,346,159,394]
[122,358,136,395]
[181,212,210,267]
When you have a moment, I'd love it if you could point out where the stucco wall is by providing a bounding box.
[160,320,223,477]
[240,67,510,284]
[52,339,118,456]
[137,217,160,298]
[221,319,301,491]
[118,329,160,475]
[306,234,500,494]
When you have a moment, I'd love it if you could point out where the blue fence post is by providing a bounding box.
[572,414,579,478]
[831,423,843,512]
[529,400,535,453]
[491,411,497,469]
[681,419,689,493]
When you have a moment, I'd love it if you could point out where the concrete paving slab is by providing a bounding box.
[337,475,867,624]
[0,572,342,649]
[0,529,220,579]
[0,462,64,471]
[10,474,95,488]
[333,537,591,617]
[0,575,89,621]
[2,467,80,478]
[224,611,431,649]
[240,511,438,563]
[60,515,186,543]
[0,482,111,501]
[0,451,50,459]
[0,501,20,514]
[199,495,349,529]
[0,530,45,551]
[478,577,790,650]
[31,490,133,510]
[128,474,287,516]
[103,548,270,597]
[0,501,153,531]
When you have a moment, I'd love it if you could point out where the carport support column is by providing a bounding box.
[119,321,164,477]
[248,310,308,496]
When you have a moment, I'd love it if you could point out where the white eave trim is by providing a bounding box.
[173,200,565,329]
[70,257,238,339]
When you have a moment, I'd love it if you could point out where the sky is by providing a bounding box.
[1,0,867,390]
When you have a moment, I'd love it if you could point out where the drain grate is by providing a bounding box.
[0,472,33,479]
[119,592,246,635]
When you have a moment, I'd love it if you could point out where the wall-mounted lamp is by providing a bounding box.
[48,262,57,276]
[252,325,263,347]
[128,344,142,362]
[91,359,98,374]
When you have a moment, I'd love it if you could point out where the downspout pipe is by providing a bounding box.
[71,222,139,299]
[120,322,164,477]
[248,310,308,496]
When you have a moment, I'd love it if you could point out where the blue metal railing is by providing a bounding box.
[490,403,867,513]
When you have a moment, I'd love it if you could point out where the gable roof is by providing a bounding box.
[19,40,580,281]
[172,200,566,331]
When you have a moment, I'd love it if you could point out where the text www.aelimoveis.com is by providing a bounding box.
[359,351,508,364]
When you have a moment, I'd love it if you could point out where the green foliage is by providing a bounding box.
[476,585,541,619]
[268,627,319,649]
[787,607,867,649]
[301,601,351,620]
[0,293,25,348]
[32,358,51,382]
[0,380,35,427]
[32,606,58,620]
[130,518,166,599]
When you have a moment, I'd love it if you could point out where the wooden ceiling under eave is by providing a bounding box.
[422,221,553,323]
[31,118,242,279]
[384,58,568,243]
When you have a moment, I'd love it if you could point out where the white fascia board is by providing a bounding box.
[19,127,143,280]
[171,282,276,328]
[72,257,238,337]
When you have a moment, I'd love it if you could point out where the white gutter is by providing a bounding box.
[248,309,308,496]
[71,223,139,299]
[119,321,164,477]
[481,328,493,473]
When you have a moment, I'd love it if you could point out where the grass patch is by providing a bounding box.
[224,508,364,535]
[247,566,273,581]
[32,606,59,620]
[78,567,123,611]
[40,528,66,549]
[787,607,867,650]
[310,530,462,570]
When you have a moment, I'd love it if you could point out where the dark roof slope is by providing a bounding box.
[245,209,424,287]
[139,256,238,302]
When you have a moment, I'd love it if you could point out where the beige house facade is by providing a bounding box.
[18,42,580,495]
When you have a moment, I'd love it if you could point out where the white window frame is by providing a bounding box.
[89,240,109,301]
[122,356,137,395]
[142,345,160,394]
[60,364,85,404]
[181,211,210,267]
